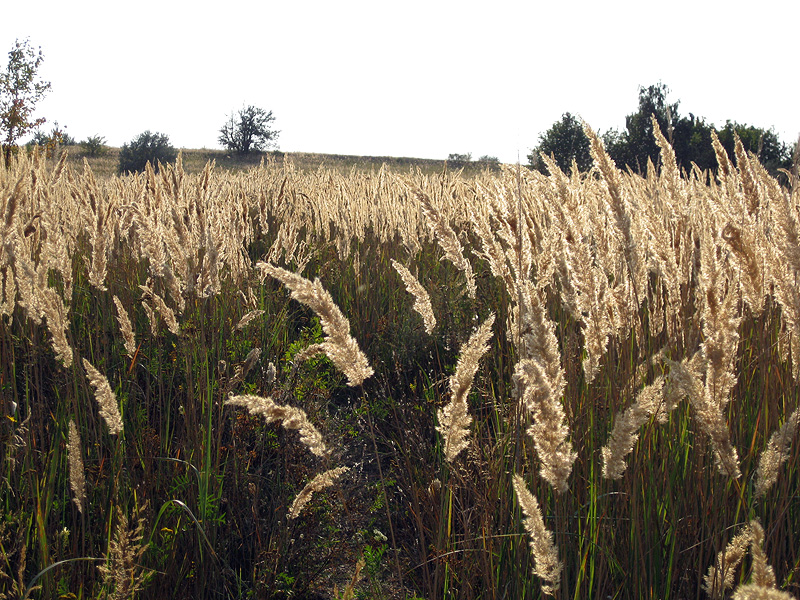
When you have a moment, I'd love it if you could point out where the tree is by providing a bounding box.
[714,121,791,175]
[447,153,472,165]
[0,39,51,158]
[118,131,177,174]
[29,121,75,148]
[605,83,679,173]
[528,112,592,173]
[219,105,279,155]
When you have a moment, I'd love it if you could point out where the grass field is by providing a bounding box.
[51,145,501,178]
[0,127,799,600]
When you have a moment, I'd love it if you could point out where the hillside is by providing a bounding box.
[52,145,505,177]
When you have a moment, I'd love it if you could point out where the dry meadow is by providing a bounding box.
[0,122,798,599]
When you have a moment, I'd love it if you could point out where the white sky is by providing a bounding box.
[2,0,798,164]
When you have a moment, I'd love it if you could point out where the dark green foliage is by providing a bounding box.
[28,121,75,148]
[218,105,279,155]
[600,83,793,177]
[604,83,679,173]
[80,134,107,157]
[528,112,592,173]
[118,130,177,174]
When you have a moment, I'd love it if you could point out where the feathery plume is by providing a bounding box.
[67,420,86,513]
[391,259,436,334]
[256,263,373,386]
[288,466,349,519]
[97,507,151,600]
[235,309,265,331]
[436,314,494,463]
[601,376,666,480]
[755,408,800,497]
[41,287,73,368]
[748,521,776,589]
[416,189,477,299]
[113,296,137,358]
[515,357,576,492]
[82,358,124,435]
[704,522,753,600]
[149,288,181,336]
[720,521,794,600]
[731,585,796,600]
[226,394,327,457]
[512,474,562,596]
[512,282,576,492]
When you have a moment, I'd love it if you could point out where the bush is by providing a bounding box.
[81,134,107,157]
[118,130,176,174]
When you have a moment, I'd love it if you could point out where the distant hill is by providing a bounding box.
[48,146,506,178]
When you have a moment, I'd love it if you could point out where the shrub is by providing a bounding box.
[118,130,176,174]
[81,134,107,157]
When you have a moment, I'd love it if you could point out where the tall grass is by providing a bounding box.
[0,132,798,600]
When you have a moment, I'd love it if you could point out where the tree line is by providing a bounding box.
[529,83,797,178]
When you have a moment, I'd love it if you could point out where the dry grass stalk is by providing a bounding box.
[391,259,436,334]
[512,474,562,596]
[41,287,73,368]
[512,282,576,492]
[87,198,108,291]
[235,309,265,331]
[698,229,742,478]
[755,408,800,497]
[257,263,373,387]
[665,352,741,479]
[97,507,151,600]
[437,314,495,463]
[704,522,753,599]
[82,358,124,435]
[67,420,86,513]
[731,585,796,600]
[113,296,137,359]
[416,189,477,299]
[149,288,181,336]
[601,376,666,479]
[288,466,349,519]
[226,394,328,457]
[703,520,795,599]
[719,521,795,600]
[584,122,643,305]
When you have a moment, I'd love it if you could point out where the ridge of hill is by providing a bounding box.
[54,146,505,177]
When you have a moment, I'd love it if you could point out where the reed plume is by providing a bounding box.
[67,420,86,513]
[437,314,494,463]
[288,466,349,519]
[113,296,137,359]
[82,358,124,435]
[97,507,151,600]
[226,394,328,457]
[512,281,576,492]
[601,376,666,479]
[512,473,562,596]
[41,287,74,368]
[235,309,265,331]
[257,263,373,387]
[416,188,477,299]
[706,521,795,600]
[391,259,436,334]
[755,407,800,497]
[704,521,753,599]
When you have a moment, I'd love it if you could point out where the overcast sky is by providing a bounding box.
[2,0,797,164]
